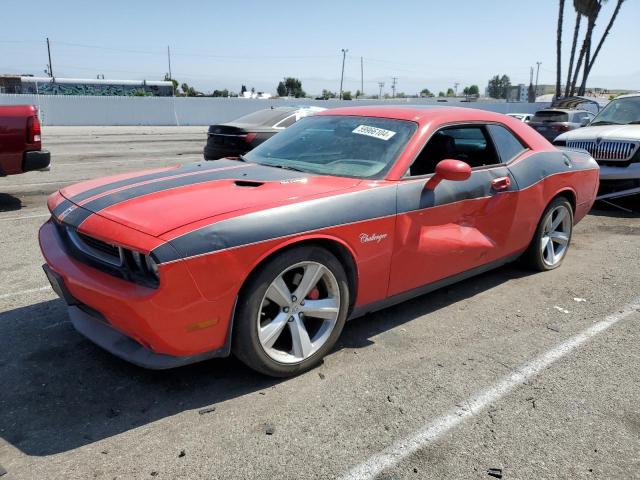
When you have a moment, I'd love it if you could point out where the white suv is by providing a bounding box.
[554,93,640,198]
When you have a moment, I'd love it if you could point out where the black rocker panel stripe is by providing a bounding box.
[152,151,586,264]
[61,163,312,228]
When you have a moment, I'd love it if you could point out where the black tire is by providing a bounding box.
[522,196,574,271]
[232,246,350,377]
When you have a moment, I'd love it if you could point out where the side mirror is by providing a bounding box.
[580,118,590,127]
[425,159,471,190]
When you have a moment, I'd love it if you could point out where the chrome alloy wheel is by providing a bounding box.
[541,204,572,267]
[257,261,341,364]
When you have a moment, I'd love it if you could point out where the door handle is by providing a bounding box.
[491,176,511,191]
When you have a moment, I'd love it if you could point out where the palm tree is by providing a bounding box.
[577,0,625,95]
[555,0,565,100]
[564,5,582,98]
[569,0,601,96]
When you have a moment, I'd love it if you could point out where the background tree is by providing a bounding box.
[556,0,565,99]
[438,91,445,97]
[163,73,178,95]
[487,75,511,99]
[420,88,433,97]
[342,90,352,100]
[282,77,305,98]
[578,0,625,95]
[179,82,199,97]
[355,89,362,99]
[277,81,287,97]
[321,89,336,99]
[240,85,247,96]
[446,88,455,97]
[467,85,480,95]
[211,89,229,97]
[564,2,583,98]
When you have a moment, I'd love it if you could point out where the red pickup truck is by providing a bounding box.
[0,105,50,176]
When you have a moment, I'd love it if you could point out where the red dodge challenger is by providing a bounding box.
[40,106,599,376]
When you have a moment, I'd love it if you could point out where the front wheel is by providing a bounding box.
[232,246,350,377]
[522,196,574,271]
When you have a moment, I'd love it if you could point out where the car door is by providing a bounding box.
[387,123,526,297]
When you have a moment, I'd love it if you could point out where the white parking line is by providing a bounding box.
[0,213,50,222]
[0,286,52,300]
[341,297,640,480]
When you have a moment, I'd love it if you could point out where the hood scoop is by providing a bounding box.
[234,180,264,188]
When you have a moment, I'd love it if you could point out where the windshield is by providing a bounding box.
[531,110,568,123]
[243,115,418,178]
[591,96,640,125]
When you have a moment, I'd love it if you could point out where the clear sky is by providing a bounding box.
[1,0,638,96]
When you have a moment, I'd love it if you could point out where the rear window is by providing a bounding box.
[532,111,568,122]
[232,109,295,126]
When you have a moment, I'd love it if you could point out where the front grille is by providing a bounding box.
[567,140,638,161]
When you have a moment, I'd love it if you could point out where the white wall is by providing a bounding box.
[0,94,549,126]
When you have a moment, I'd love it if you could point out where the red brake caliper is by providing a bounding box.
[307,287,320,300]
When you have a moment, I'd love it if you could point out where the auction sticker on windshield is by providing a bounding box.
[352,125,397,140]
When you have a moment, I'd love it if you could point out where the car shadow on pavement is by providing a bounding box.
[0,263,533,457]
[0,193,23,213]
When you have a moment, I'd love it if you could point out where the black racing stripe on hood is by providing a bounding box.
[61,159,239,208]
[61,163,312,229]
[152,186,397,263]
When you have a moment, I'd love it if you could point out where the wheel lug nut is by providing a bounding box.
[283,307,289,313]
[288,316,294,322]
[291,295,297,302]
[300,300,305,306]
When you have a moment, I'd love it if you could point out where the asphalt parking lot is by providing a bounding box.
[0,127,639,480]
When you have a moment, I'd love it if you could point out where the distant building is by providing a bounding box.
[0,76,173,96]
[507,84,528,102]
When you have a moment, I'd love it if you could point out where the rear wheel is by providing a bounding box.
[232,246,349,377]
[522,197,573,271]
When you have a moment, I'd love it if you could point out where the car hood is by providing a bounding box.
[556,124,640,142]
[58,159,361,237]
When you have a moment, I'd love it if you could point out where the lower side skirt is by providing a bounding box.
[348,252,523,320]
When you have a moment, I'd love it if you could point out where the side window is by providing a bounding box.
[486,124,527,163]
[274,114,297,129]
[407,125,500,177]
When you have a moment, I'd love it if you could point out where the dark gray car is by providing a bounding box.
[528,109,595,142]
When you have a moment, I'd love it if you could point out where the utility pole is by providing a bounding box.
[535,61,542,98]
[391,76,398,98]
[360,56,364,97]
[46,37,54,78]
[167,45,174,96]
[378,81,385,99]
[339,48,348,100]
[454,82,460,97]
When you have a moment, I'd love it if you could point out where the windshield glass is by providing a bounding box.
[591,96,640,125]
[243,115,417,178]
[532,110,568,122]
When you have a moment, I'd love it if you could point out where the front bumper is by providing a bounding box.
[598,162,640,181]
[39,219,237,366]
[43,264,229,369]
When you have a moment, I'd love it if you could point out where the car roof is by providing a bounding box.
[316,105,517,125]
[611,92,640,100]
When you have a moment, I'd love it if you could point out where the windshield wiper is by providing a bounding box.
[238,154,248,162]
[264,163,306,173]
[590,121,621,126]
